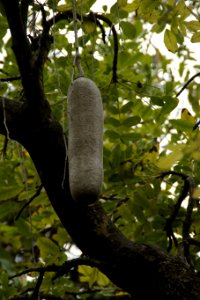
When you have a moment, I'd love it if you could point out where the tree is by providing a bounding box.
[1,0,200,299]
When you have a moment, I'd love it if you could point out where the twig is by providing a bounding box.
[181,176,195,266]
[46,11,73,30]
[31,270,44,300]
[9,257,98,280]
[94,13,118,83]
[159,170,188,181]
[15,184,43,220]
[176,72,200,97]
[95,18,106,43]
[159,171,191,251]
[52,257,98,280]
[10,265,58,279]
[0,76,21,82]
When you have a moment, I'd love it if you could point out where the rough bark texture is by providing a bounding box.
[1,1,200,299]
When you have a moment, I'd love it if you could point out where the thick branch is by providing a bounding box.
[1,0,50,106]
[1,1,32,93]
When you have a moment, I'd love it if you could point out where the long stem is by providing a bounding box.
[71,0,84,77]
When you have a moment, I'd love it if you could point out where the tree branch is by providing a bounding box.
[31,270,44,300]
[47,11,117,82]
[94,13,118,83]
[1,0,51,107]
[0,76,21,82]
[10,257,97,280]
[15,184,43,220]
[159,171,192,251]
[176,72,200,97]
[182,177,196,266]
[1,0,32,95]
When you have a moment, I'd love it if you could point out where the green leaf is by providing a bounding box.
[15,219,31,237]
[106,117,121,127]
[174,0,190,19]
[102,5,107,12]
[120,101,134,113]
[151,96,164,106]
[123,116,141,127]
[185,21,200,31]
[152,22,166,33]
[158,96,178,119]
[82,21,96,34]
[122,133,142,142]
[170,119,194,132]
[37,237,61,263]
[121,21,136,38]
[110,144,122,167]
[96,270,110,287]
[78,265,96,287]
[191,32,200,43]
[164,29,178,53]
[57,4,71,11]
[78,265,110,288]
[0,201,17,220]
[52,227,70,246]
[0,186,22,201]
[178,21,186,36]
[105,130,121,140]
[123,2,140,12]
[156,150,183,169]
[110,3,128,18]
[192,187,200,198]
[118,0,127,8]
[175,30,184,44]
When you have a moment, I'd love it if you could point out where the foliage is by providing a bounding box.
[0,0,200,299]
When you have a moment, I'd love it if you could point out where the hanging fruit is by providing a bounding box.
[67,76,103,204]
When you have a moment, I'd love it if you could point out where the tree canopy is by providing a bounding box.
[1,0,200,299]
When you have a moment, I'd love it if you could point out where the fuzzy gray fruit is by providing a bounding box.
[68,76,103,204]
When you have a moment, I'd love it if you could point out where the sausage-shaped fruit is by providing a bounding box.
[67,76,103,204]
